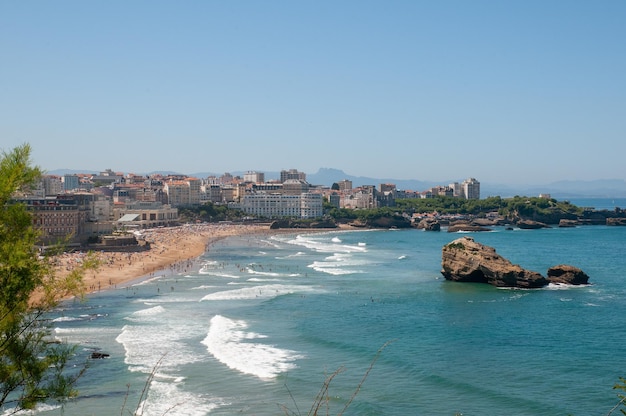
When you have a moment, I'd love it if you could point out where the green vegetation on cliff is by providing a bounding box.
[396,195,584,218]
[181,196,598,226]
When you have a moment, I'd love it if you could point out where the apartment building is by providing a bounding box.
[164,177,202,207]
[244,171,265,184]
[24,196,89,246]
[41,175,63,196]
[91,169,123,185]
[337,179,352,191]
[280,169,306,183]
[201,184,223,203]
[462,178,481,200]
[283,179,310,195]
[341,186,378,209]
[240,192,323,219]
[62,174,80,192]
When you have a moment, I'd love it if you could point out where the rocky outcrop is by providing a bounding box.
[516,220,551,229]
[90,352,110,359]
[347,215,411,229]
[441,237,589,289]
[416,217,440,231]
[547,265,590,285]
[607,218,626,226]
[368,215,412,229]
[558,219,579,227]
[447,222,492,233]
[471,217,507,226]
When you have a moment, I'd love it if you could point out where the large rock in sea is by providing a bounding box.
[516,220,551,229]
[447,221,492,233]
[441,237,548,288]
[547,265,590,285]
[441,237,590,288]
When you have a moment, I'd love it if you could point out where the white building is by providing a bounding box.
[114,201,179,229]
[164,178,202,207]
[462,178,480,200]
[240,192,323,219]
[244,171,265,184]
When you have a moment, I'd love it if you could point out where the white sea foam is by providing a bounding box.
[1,403,61,415]
[132,275,166,286]
[247,277,282,282]
[331,236,342,243]
[200,284,313,301]
[135,379,222,416]
[286,234,367,254]
[307,252,368,275]
[545,283,589,290]
[308,261,360,275]
[52,316,83,322]
[275,251,306,259]
[202,271,241,279]
[53,326,120,345]
[124,305,167,322]
[114,303,227,415]
[133,305,166,316]
[202,315,302,380]
[116,322,201,373]
[246,268,300,278]
[246,268,282,277]
[190,285,217,290]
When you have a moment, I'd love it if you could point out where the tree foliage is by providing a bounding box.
[0,144,96,412]
[178,202,245,223]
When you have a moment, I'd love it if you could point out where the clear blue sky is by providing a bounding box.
[1,1,625,185]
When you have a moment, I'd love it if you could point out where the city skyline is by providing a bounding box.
[2,1,625,185]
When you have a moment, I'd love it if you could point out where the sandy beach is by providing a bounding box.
[53,223,276,297]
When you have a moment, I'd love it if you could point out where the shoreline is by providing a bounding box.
[52,223,351,300]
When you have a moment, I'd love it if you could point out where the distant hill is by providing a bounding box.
[306,168,438,190]
[483,180,626,199]
[46,168,626,198]
[306,169,626,198]
[46,169,99,176]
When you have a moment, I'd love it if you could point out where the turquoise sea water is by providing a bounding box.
[14,220,626,415]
